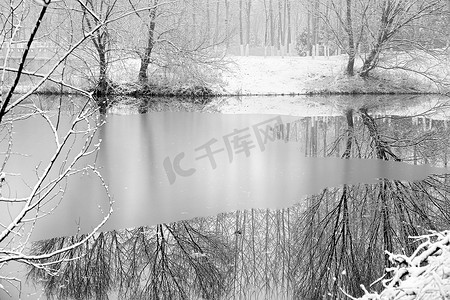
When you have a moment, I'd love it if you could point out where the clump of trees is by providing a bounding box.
[73,0,232,96]
[0,0,232,98]
[309,0,450,81]
[0,0,114,297]
[3,0,448,93]
[75,0,230,95]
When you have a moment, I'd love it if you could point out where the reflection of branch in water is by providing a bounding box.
[292,107,450,299]
[291,109,364,300]
[342,109,354,159]
[360,107,400,161]
[28,221,233,300]
[26,108,450,300]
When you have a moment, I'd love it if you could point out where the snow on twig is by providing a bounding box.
[354,231,450,300]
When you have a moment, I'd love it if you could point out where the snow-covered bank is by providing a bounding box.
[219,55,441,96]
[220,55,346,95]
[22,53,442,97]
[87,54,446,97]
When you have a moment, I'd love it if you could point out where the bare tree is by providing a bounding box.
[315,0,368,75]
[360,0,447,77]
[224,0,230,49]
[277,0,283,55]
[78,0,119,95]
[314,0,448,80]
[0,0,178,296]
[345,0,356,75]
[116,0,229,90]
[245,0,252,56]
[134,0,159,84]
[286,0,292,54]
[263,0,269,56]
[239,0,244,55]
[269,0,275,55]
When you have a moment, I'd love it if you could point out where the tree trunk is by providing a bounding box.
[313,0,319,52]
[345,0,355,76]
[91,26,109,96]
[283,0,287,55]
[214,0,220,48]
[206,0,210,43]
[269,0,274,55]
[97,44,108,95]
[286,0,291,55]
[239,0,244,55]
[192,0,196,43]
[359,0,390,77]
[263,0,268,57]
[245,0,251,56]
[359,45,380,77]
[278,0,283,56]
[225,0,230,49]
[138,3,157,84]
[78,0,114,96]
[307,9,311,56]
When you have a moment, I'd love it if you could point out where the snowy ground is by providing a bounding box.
[107,54,449,118]
[219,55,347,95]
[219,55,440,96]
[108,54,441,97]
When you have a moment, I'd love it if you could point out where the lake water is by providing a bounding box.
[1,94,450,299]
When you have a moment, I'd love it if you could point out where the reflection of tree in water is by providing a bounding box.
[104,96,211,114]
[28,106,450,299]
[292,106,450,299]
[29,222,232,300]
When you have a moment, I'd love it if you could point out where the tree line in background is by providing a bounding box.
[0,0,230,96]
[1,0,449,96]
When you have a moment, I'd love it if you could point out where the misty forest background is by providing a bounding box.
[1,0,449,95]
[1,1,450,300]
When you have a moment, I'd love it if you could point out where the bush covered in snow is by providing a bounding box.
[354,231,450,300]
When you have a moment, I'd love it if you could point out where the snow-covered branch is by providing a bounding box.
[356,231,450,300]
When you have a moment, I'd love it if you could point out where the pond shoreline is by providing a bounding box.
[8,55,449,98]
[28,74,447,98]
[27,78,445,98]
[28,89,442,98]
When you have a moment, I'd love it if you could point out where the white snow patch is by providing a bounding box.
[357,231,450,300]
[221,55,347,95]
